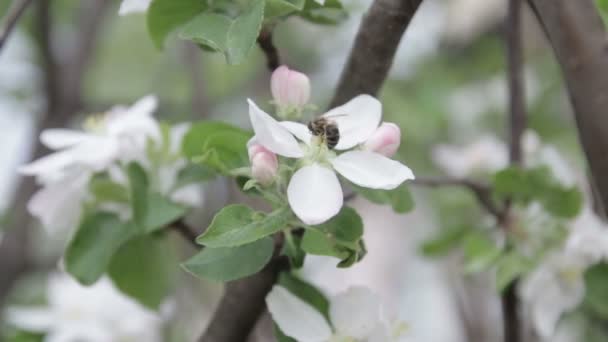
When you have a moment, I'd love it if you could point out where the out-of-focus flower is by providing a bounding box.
[6,273,165,342]
[266,285,409,342]
[521,207,608,338]
[271,65,311,118]
[248,95,414,225]
[364,122,401,158]
[248,142,279,186]
[119,0,151,15]
[19,95,160,233]
[432,134,508,178]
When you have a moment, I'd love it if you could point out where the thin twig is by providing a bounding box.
[257,28,280,71]
[502,0,526,341]
[0,0,33,52]
[412,176,504,219]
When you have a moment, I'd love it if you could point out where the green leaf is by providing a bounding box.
[175,164,216,189]
[299,0,347,25]
[197,205,292,247]
[108,234,176,310]
[495,251,532,292]
[301,228,349,259]
[463,232,502,274]
[265,0,306,18]
[65,213,138,285]
[181,121,252,173]
[584,263,608,319]
[89,177,129,203]
[127,162,187,233]
[597,0,608,27]
[182,237,274,282]
[421,226,469,257]
[179,0,265,64]
[147,0,208,48]
[313,206,363,249]
[277,272,330,320]
[274,323,297,342]
[351,184,414,214]
[282,231,306,269]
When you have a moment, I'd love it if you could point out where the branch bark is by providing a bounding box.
[0,0,33,51]
[527,0,608,216]
[329,0,423,107]
[257,28,280,72]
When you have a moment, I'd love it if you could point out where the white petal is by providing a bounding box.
[171,184,205,207]
[248,99,303,158]
[118,0,152,15]
[323,95,381,150]
[40,129,93,149]
[287,164,343,225]
[19,150,76,176]
[266,286,332,342]
[281,121,312,145]
[331,151,414,190]
[330,287,383,339]
[314,0,326,4]
[5,308,54,332]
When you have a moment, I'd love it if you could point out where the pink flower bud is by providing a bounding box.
[270,65,311,110]
[248,143,278,185]
[364,122,401,157]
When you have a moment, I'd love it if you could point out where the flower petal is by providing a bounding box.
[118,0,152,16]
[5,308,54,332]
[248,99,303,158]
[287,164,343,225]
[330,287,383,339]
[40,129,93,149]
[266,286,332,342]
[331,151,414,190]
[19,150,77,177]
[281,121,312,145]
[323,95,382,150]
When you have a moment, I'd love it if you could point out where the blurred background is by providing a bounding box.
[0,0,591,341]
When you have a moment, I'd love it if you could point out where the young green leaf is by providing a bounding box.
[421,225,469,257]
[89,177,129,203]
[463,231,503,274]
[495,251,533,292]
[265,0,306,19]
[179,0,266,64]
[65,213,138,285]
[182,237,274,282]
[197,205,292,248]
[108,234,176,310]
[583,263,608,319]
[127,162,149,229]
[147,0,208,48]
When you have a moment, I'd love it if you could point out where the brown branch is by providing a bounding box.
[0,0,33,51]
[502,0,526,340]
[527,0,608,216]
[329,0,424,107]
[412,177,504,219]
[257,28,280,72]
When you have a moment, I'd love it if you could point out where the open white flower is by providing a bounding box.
[521,207,608,338]
[248,95,414,224]
[119,0,151,15]
[6,273,165,342]
[20,95,160,233]
[266,285,408,342]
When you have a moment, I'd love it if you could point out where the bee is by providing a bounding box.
[307,116,341,149]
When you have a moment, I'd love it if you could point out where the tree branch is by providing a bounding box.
[257,28,280,72]
[527,0,608,216]
[329,0,424,107]
[0,0,33,52]
[412,176,504,219]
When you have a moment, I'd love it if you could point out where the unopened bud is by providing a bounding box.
[248,143,278,185]
[270,65,310,115]
[364,122,401,157]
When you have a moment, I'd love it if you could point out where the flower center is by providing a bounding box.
[83,113,108,134]
[300,137,336,167]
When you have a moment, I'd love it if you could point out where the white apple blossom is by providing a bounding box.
[19,95,160,233]
[266,285,409,342]
[521,207,608,339]
[6,273,165,342]
[118,0,151,15]
[248,95,414,225]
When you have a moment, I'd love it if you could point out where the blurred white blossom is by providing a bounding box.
[267,285,410,342]
[119,0,151,15]
[7,273,166,342]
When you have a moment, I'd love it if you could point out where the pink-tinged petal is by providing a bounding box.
[323,95,382,150]
[331,151,414,190]
[287,164,343,225]
[330,287,383,339]
[271,65,311,108]
[40,129,94,149]
[251,150,279,186]
[281,121,312,145]
[363,122,401,157]
[248,99,303,158]
[266,286,332,342]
